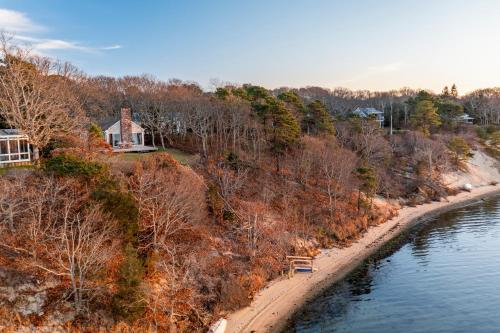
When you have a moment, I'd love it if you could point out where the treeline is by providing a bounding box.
[1,37,499,332]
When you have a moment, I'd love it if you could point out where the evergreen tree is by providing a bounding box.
[442,86,450,97]
[410,100,441,136]
[435,99,464,127]
[215,87,230,99]
[303,100,335,135]
[112,242,146,321]
[450,84,458,98]
[356,166,377,212]
[268,98,301,171]
[277,90,305,111]
[447,136,471,166]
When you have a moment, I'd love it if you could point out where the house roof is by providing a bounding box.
[458,113,474,120]
[98,113,142,131]
[0,128,27,138]
[98,118,119,131]
[353,107,383,117]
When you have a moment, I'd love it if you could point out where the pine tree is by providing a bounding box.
[356,166,377,213]
[450,84,458,98]
[303,100,335,135]
[447,136,471,166]
[410,100,441,136]
[277,90,305,111]
[112,242,146,321]
[442,86,450,97]
[268,98,301,171]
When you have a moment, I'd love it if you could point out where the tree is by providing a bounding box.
[450,84,458,98]
[490,131,500,149]
[113,242,146,320]
[128,154,205,251]
[0,37,84,160]
[442,86,450,97]
[319,142,357,217]
[410,100,441,136]
[277,90,305,112]
[52,204,115,314]
[267,98,301,172]
[436,99,464,127]
[356,166,377,213]
[447,136,471,166]
[302,100,335,135]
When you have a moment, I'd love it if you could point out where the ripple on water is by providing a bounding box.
[285,196,500,333]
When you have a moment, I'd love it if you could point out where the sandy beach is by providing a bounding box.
[225,151,500,333]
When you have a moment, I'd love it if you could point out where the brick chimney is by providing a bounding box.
[120,107,133,148]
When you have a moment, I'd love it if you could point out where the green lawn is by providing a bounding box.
[0,164,35,175]
[120,148,197,165]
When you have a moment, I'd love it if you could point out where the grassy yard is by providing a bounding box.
[0,164,35,175]
[119,148,197,165]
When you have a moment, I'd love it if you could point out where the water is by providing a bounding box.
[285,196,500,333]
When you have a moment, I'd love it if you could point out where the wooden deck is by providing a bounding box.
[112,145,158,153]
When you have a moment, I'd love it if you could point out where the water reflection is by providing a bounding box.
[285,196,500,333]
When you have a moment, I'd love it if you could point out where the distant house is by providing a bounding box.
[0,129,30,166]
[100,107,156,152]
[352,107,385,127]
[457,113,474,124]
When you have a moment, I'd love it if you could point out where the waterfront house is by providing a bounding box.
[100,107,156,152]
[0,129,30,167]
[457,113,474,124]
[352,107,385,127]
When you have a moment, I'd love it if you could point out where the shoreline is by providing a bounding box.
[225,184,500,333]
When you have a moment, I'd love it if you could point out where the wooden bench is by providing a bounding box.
[286,256,314,278]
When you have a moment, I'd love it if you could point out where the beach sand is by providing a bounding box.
[226,151,500,333]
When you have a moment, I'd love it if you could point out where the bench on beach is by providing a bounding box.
[286,256,315,278]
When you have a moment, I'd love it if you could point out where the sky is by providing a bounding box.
[0,0,500,94]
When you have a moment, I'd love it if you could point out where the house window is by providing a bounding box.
[0,140,8,161]
[112,134,120,147]
[9,140,19,160]
[0,137,30,163]
[132,133,142,145]
[19,139,29,159]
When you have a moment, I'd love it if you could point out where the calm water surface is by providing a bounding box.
[285,196,500,333]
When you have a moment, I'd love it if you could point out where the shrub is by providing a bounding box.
[112,242,146,321]
[92,178,139,242]
[447,136,471,166]
[207,183,224,220]
[43,154,107,178]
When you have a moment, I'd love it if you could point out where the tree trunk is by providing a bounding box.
[160,134,166,149]
[32,146,40,162]
[390,104,393,136]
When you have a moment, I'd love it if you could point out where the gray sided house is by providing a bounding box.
[352,107,385,128]
[0,129,30,166]
[457,113,474,124]
[100,107,156,152]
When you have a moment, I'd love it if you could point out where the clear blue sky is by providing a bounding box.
[1,0,500,94]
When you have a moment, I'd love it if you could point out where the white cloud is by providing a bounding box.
[0,8,43,32]
[102,44,122,50]
[0,8,120,54]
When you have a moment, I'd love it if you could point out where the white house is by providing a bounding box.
[352,107,385,128]
[100,107,156,152]
[0,129,30,166]
[457,113,474,124]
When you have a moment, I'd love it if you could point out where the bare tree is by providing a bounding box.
[129,155,205,251]
[50,204,115,313]
[319,143,357,217]
[0,34,85,160]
